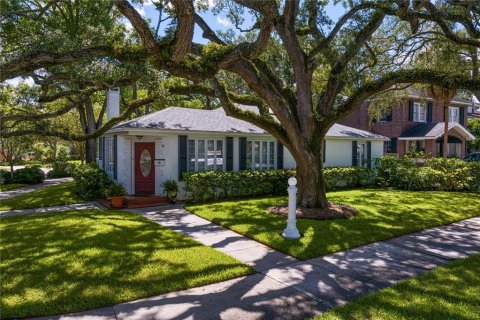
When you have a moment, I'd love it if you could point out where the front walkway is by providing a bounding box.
[29,205,480,320]
[0,177,73,200]
[0,202,100,217]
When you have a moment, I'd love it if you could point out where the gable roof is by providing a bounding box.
[111,107,388,140]
[399,122,475,141]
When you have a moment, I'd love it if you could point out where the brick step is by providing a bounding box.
[125,195,169,205]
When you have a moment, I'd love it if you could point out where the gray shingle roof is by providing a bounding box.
[112,106,388,139]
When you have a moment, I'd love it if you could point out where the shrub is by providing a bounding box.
[183,169,293,203]
[72,164,113,200]
[46,161,77,178]
[375,156,479,192]
[0,169,13,184]
[183,167,375,203]
[12,166,45,184]
[324,167,375,191]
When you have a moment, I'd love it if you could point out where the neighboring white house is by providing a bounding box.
[99,93,388,196]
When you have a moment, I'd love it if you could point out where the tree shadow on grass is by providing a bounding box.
[0,209,252,319]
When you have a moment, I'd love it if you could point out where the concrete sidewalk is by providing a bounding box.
[29,206,480,320]
[0,177,73,200]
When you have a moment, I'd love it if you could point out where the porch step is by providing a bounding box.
[125,195,169,205]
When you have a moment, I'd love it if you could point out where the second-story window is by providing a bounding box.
[449,107,459,123]
[413,103,426,122]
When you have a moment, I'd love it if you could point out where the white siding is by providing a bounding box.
[283,139,385,168]
[116,136,133,194]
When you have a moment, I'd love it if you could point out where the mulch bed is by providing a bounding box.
[267,203,359,220]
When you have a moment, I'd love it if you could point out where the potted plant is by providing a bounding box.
[162,180,178,203]
[106,183,127,208]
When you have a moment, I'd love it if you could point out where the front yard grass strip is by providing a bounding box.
[316,254,480,320]
[0,209,253,319]
[0,181,81,210]
[0,183,26,191]
[187,189,480,260]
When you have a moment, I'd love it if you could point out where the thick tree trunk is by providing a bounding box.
[85,138,96,163]
[291,141,329,209]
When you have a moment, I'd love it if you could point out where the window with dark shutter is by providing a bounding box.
[460,107,465,125]
[367,141,372,168]
[113,135,117,179]
[427,102,433,122]
[277,141,284,169]
[408,100,414,121]
[352,141,358,166]
[178,135,188,180]
[391,137,398,153]
[239,137,247,170]
[226,137,233,171]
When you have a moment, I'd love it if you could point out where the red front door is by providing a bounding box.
[135,142,155,194]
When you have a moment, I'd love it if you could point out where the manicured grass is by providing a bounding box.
[0,209,253,319]
[0,183,26,191]
[316,254,480,320]
[0,182,81,210]
[187,189,480,259]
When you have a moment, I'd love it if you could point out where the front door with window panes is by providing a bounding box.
[187,139,224,171]
[247,140,275,170]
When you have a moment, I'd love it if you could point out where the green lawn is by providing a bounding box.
[0,182,81,210]
[316,254,480,320]
[187,189,480,259]
[0,209,253,319]
[0,183,26,191]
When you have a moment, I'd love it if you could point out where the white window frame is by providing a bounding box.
[247,140,276,170]
[413,102,426,122]
[357,143,366,167]
[104,137,114,176]
[448,106,459,123]
[407,140,425,153]
[187,138,225,172]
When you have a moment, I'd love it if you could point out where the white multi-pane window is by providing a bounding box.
[357,143,366,167]
[104,137,114,175]
[449,107,459,123]
[247,140,275,170]
[413,103,426,122]
[187,139,224,171]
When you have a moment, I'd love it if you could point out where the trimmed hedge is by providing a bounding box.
[375,156,480,192]
[183,167,375,203]
[72,164,113,200]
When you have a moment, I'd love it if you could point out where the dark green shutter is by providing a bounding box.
[239,137,247,170]
[352,141,358,166]
[427,102,433,122]
[113,135,117,179]
[460,107,465,125]
[323,140,326,163]
[226,137,233,171]
[408,100,414,121]
[98,137,104,169]
[367,141,372,168]
[391,137,398,153]
[276,141,284,169]
[178,135,187,180]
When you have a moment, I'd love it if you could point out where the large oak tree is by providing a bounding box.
[2,0,480,210]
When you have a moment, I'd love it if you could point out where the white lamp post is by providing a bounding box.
[282,177,301,239]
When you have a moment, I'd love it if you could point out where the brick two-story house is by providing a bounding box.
[340,91,475,158]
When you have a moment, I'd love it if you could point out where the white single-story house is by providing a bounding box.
[99,91,388,195]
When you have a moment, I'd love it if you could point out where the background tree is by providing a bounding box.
[467,118,480,152]
[2,1,480,212]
